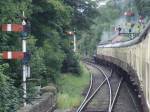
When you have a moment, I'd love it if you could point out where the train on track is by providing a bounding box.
[95,21,150,112]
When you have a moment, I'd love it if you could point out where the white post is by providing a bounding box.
[22,40,27,52]
[73,33,76,52]
[23,65,27,106]
[27,65,30,78]
[22,11,27,107]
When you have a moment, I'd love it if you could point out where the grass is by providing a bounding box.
[57,62,90,109]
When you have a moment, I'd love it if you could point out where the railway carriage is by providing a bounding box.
[96,21,150,112]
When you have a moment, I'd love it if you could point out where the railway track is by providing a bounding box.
[76,60,123,112]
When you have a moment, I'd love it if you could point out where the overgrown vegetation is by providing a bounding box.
[0,0,97,111]
[57,63,90,109]
[0,64,20,112]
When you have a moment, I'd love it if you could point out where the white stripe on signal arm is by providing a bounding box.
[7,51,12,59]
[7,24,12,31]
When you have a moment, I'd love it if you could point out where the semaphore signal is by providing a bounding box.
[0,11,31,107]
[2,51,24,60]
[1,24,23,32]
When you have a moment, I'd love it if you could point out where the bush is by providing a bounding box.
[0,64,20,112]
[61,48,81,74]
[57,63,90,109]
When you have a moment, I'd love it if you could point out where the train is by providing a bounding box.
[95,21,150,112]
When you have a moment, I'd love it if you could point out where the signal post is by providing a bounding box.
[1,12,30,107]
[73,31,77,52]
[21,11,30,106]
[65,30,77,52]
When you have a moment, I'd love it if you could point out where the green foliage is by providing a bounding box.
[61,48,81,74]
[0,64,20,112]
[135,0,150,17]
[57,63,90,109]
[0,0,98,110]
[31,0,72,44]
[64,0,98,31]
[30,0,79,83]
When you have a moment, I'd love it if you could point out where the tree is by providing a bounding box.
[0,0,99,110]
[78,1,120,56]
[31,0,72,45]
[64,0,98,30]
[135,0,150,17]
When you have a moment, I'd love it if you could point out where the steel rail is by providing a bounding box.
[77,62,112,112]
[86,62,113,111]
[76,73,93,112]
[77,75,112,112]
[94,64,112,112]
[109,77,123,111]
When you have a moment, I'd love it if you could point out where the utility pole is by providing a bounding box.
[73,30,77,52]
[22,11,27,106]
